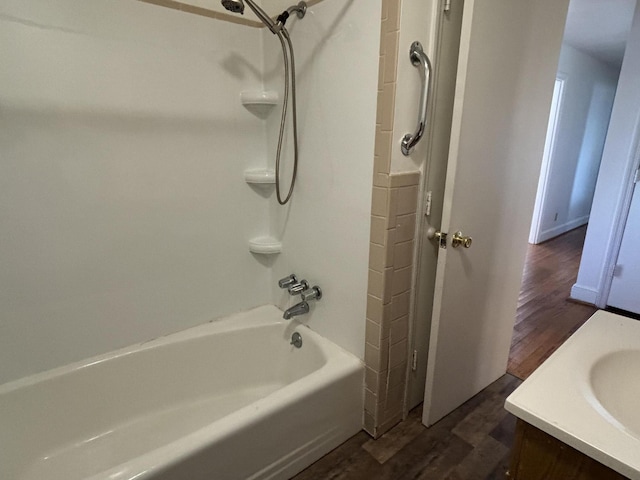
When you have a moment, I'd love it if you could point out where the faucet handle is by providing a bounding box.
[301,286,322,302]
[288,279,309,295]
[278,274,298,289]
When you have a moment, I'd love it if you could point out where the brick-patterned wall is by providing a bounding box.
[364,0,421,438]
[364,173,419,437]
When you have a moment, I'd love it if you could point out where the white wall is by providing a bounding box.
[572,2,640,305]
[265,0,381,359]
[533,44,618,243]
[0,0,271,384]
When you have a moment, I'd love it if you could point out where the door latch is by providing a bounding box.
[435,231,447,249]
[426,226,447,249]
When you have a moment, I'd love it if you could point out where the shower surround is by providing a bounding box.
[0,0,379,382]
[0,0,380,476]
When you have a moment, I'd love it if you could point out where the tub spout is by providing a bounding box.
[283,301,309,320]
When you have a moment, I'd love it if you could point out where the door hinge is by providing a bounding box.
[411,350,418,371]
[444,0,451,12]
[425,190,433,216]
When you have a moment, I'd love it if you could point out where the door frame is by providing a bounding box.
[598,124,640,307]
[529,73,567,244]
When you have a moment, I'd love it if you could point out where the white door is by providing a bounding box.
[608,178,640,314]
[422,0,570,426]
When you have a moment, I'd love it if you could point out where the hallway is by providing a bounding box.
[507,225,597,380]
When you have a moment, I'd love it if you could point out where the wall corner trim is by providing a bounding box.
[570,284,599,305]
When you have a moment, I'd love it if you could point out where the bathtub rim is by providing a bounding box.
[0,304,348,394]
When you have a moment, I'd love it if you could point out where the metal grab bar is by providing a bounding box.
[401,41,433,156]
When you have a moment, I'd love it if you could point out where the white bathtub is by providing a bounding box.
[0,305,364,480]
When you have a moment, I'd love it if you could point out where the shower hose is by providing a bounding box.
[274,28,298,205]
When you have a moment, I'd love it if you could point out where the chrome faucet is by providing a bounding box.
[283,301,309,320]
[288,279,309,295]
[278,274,309,295]
[278,273,322,319]
[278,274,298,289]
[300,286,322,302]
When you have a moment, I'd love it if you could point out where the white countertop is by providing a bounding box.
[505,310,640,480]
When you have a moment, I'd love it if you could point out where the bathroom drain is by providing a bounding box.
[290,332,303,348]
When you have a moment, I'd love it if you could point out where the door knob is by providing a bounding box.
[452,231,472,248]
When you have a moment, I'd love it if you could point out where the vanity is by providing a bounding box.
[505,310,640,480]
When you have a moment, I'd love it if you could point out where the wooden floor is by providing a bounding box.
[293,374,522,480]
[507,225,596,380]
[294,227,595,479]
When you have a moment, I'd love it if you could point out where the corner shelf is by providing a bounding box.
[241,91,278,118]
[244,168,276,185]
[248,236,282,255]
[240,91,278,105]
[241,90,280,259]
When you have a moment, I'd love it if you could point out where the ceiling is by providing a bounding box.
[563,0,637,69]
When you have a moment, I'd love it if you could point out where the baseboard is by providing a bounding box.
[570,284,598,305]
[533,215,589,244]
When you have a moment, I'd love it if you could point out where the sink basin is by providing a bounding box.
[505,310,640,480]
[590,349,640,439]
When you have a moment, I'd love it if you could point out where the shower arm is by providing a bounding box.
[244,0,307,35]
[276,2,307,28]
[243,0,280,34]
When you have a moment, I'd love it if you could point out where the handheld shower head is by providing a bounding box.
[221,0,278,33]
[221,0,244,14]
[221,0,307,35]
